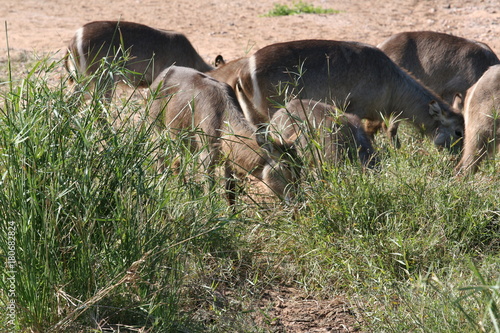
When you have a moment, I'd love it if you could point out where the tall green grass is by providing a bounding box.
[0,54,498,332]
[0,54,236,332]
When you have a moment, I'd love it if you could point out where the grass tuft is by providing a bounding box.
[264,1,339,17]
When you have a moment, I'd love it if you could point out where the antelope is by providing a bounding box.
[148,66,301,206]
[209,39,464,151]
[210,55,248,89]
[367,30,500,143]
[379,31,499,108]
[454,65,500,176]
[65,21,213,95]
[270,99,377,169]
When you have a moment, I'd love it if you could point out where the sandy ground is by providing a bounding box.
[1,0,498,331]
[1,0,499,64]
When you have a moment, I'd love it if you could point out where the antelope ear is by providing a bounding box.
[428,101,445,120]
[215,55,225,67]
[255,125,274,147]
[452,93,464,110]
[256,125,289,159]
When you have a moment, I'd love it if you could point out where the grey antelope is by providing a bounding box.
[454,65,500,175]
[270,99,377,169]
[65,21,213,95]
[209,39,464,151]
[148,66,301,206]
[366,30,500,144]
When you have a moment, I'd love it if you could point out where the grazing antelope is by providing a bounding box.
[366,30,500,143]
[454,65,500,175]
[65,21,213,93]
[378,31,499,108]
[270,99,377,168]
[209,39,464,151]
[148,66,301,206]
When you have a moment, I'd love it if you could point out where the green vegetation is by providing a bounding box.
[264,1,339,17]
[0,54,499,332]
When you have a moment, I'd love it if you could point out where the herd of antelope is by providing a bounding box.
[64,20,500,206]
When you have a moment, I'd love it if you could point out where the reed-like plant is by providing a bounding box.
[0,54,234,332]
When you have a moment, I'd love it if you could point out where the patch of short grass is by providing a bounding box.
[264,1,339,17]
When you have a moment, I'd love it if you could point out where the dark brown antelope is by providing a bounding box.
[65,21,213,93]
[378,31,499,107]
[210,39,464,151]
[270,99,377,169]
[454,64,500,175]
[148,66,301,206]
[366,30,500,143]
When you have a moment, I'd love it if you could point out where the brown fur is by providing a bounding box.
[455,65,500,175]
[367,31,500,143]
[208,56,248,92]
[65,21,213,88]
[378,31,499,107]
[149,66,300,206]
[210,39,464,150]
[270,99,377,169]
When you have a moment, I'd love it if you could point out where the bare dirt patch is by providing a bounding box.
[1,0,498,62]
[253,287,363,332]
